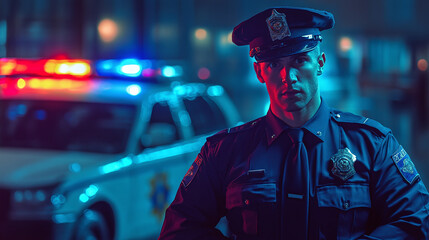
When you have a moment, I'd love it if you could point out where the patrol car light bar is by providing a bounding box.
[1,77,144,97]
[95,59,183,79]
[0,58,183,79]
[0,77,92,94]
[95,59,146,78]
[0,58,91,77]
[44,59,91,77]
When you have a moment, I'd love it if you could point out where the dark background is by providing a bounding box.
[1,0,428,183]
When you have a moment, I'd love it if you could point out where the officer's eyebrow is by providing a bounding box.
[293,49,321,61]
[294,51,312,58]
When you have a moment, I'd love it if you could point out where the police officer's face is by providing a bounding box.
[254,47,326,114]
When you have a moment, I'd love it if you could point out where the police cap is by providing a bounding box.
[232,7,335,62]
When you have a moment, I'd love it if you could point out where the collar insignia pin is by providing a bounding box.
[331,148,356,181]
[266,9,291,42]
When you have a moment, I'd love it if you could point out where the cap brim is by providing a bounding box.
[255,40,319,62]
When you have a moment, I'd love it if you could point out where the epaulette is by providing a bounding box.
[331,110,391,137]
[206,117,264,142]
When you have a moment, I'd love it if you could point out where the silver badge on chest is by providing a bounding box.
[331,148,356,181]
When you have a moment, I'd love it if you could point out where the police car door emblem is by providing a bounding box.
[331,148,356,181]
[150,173,170,221]
[266,9,291,41]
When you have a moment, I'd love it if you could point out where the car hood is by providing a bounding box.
[0,147,121,188]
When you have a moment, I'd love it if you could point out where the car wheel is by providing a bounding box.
[73,209,110,240]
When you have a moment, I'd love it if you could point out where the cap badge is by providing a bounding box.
[331,148,356,181]
[266,9,291,42]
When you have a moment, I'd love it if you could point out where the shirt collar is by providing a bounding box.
[265,98,330,145]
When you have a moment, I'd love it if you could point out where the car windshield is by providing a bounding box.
[0,100,136,154]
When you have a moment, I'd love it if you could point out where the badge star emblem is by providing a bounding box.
[331,148,356,181]
[266,9,291,41]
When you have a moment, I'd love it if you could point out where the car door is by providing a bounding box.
[127,96,192,239]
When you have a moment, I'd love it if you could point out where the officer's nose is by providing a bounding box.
[281,67,297,85]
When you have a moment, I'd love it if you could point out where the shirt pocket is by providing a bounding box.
[226,183,277,236]
[226,182,276,209]
[316,184,371,240]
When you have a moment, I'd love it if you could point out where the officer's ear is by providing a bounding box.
[317,52,326,76]
[253,62,265,83]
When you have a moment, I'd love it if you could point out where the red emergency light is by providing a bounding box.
[0,58,92,77]
[0,77,92,96]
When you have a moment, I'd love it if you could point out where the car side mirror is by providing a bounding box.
[141,123,176,147]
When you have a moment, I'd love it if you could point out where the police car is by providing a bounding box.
[0,58,240,239]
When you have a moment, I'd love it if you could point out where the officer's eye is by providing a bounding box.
[268,61,281,69]
[294,56,307,65]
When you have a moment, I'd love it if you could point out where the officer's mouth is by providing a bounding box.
[282,89,302,97]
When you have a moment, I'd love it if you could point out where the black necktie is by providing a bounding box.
[281,128,309,240]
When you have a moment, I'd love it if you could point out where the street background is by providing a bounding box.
[1,0,429,185]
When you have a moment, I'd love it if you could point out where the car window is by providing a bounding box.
[0,100,136,153]
[182,96,227,135]
[143,101,180,147]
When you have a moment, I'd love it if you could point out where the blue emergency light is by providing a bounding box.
[94,59,182,79]
[1,58,184,80]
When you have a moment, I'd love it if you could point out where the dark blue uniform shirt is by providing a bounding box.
[159,100,429,240]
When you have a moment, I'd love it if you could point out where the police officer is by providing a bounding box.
[159,7,429,240]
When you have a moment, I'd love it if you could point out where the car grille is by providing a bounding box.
[0,189,10,224]
[0,189,54,240]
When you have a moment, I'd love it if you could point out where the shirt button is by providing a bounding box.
[316,131,322,136]
[343,201,350,209]
[271,134,276,139]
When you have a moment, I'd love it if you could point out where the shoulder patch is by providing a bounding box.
[391,146,419,184]
[182,154,203,188]
[331,111,391,137]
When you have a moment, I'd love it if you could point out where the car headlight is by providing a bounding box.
[11,186,65,211]
[51,193,66,208]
